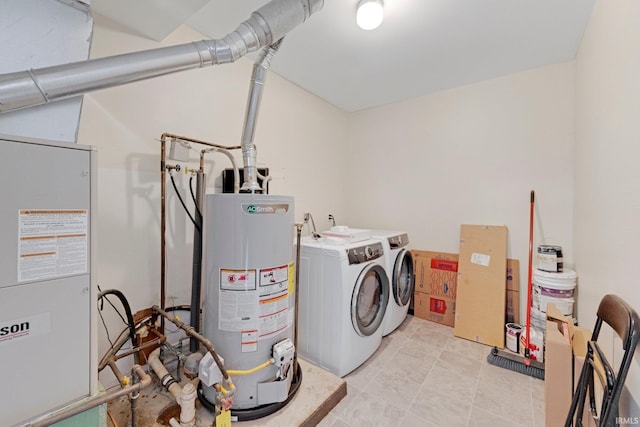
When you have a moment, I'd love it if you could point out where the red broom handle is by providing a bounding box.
[525,190,535,361]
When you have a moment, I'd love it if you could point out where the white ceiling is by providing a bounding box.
[91,0,596,112]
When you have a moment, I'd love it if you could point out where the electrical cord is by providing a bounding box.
[98,287,138,364]
[98,306,116,351]
[98,285,128,326]
[169,171,200,233]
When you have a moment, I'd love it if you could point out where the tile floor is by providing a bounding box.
[317,315,545,427]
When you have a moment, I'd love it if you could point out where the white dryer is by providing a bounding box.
[297,236,390,377]
[372,231,415,336]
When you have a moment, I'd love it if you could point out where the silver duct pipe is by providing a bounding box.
[0,0,323,113]
[240,39,283,193]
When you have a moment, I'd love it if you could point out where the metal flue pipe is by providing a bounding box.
[0,0,323,113]
[240,38,283,193]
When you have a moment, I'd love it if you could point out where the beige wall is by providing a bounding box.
[78,18,349,385]
[574,0,640,415]
[345,62,575,320]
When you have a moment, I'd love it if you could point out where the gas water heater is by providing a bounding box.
[199,193,297,417]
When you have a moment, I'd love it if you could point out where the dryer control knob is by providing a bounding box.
[365,246,373,258]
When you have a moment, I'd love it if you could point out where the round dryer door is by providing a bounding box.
[351,263,390,337]
[393,249,414,306]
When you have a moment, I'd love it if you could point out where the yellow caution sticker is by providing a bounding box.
[288,261,295,295]
[216,409,231,427]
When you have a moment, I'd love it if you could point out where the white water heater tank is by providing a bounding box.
[201,193,295,410]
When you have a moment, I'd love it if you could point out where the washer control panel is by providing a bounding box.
[347,242,384,265]
[388,233,409,249]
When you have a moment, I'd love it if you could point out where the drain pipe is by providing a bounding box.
[148,347,198,427]
[239,39,284,193]
[0,0,323,113]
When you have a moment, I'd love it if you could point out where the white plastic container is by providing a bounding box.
[532,268,577,315]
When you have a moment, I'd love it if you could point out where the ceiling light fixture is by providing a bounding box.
[356,0,384,31]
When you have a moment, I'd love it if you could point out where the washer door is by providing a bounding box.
[392,249,414,307]
[351,263,390,337]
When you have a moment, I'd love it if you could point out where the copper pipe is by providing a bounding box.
[159,133,241,344]
[159,132,241,336]
[112,335,166,362]
[107,359,126,385]
[293,223,303,382]
[162,133,241,151]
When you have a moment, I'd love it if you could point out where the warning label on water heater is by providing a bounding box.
[258,265,289,340]
[18,209,88,282]
[218,266,291,341]
[218,269,258,332]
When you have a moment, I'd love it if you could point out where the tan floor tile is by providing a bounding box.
[343,359,377,391]
[329,418,350,427]
[419,319,455,336]
[473,377,533,426]
[422,365,478,401]
[468,406,530,427]
[530,375,545,404]
[444,335,491,361]
[479,359,535,395]
[374,351,437,385]
[397,334,443,360]
[338,390,405,426]
[394,314,422,335]
[416,329,451,347]
[435,350,482,380]
[409,386,471,426]
[316,412,337,426]
[368,367,424,411]
[400,411,439,426]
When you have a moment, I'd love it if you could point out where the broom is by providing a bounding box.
[487,190,545,380]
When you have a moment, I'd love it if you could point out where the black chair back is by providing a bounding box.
[565,294,640,427]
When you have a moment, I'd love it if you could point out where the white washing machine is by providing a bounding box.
[297,236,390,377]
[372,230,415,336]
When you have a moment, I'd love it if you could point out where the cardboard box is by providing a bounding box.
[544,303,594,427]
[414,292,455,327]
[454,225,508,348]
[505,259,520,324]
[412,250,458,327]
[412,250,518,329]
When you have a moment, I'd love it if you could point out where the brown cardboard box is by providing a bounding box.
[413,292,456,327]
[454,225,508,348]
[412,250,458,327]
[544,303,594,427]
[505,259,520,324]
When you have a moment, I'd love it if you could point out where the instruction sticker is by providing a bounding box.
[470,252,491,267]
[258,265,289,340]
[218,269,258,332]
[18,209,88,282]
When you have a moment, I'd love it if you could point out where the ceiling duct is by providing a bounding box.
[0,0,323,114]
